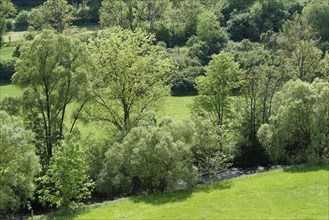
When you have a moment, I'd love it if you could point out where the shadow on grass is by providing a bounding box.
[38,180,232,219]
[131,180,232,205]
[283,162,329,173]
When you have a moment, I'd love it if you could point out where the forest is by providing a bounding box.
[0,0,328,218]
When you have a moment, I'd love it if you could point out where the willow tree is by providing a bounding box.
[88,28,173,132]
[12,30,93,164]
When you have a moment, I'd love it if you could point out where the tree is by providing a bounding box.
[29,0,75,33]
[168,47,203,95]
[226,40,288,166]
[196,11,228,57]
[277,15,323,82]
[0,111,40,215]
[100,0,171,33]
[258,79,329,164]
[192,118,231,178]
[12,30,93,164]
[288,40,322,82]
[164,0,204,46]
[192,51,243,126]
[0,0,16,47]
[98,117,196,196]
[37,138,94,209]
[87,28,173,132]
[303,0,329,42]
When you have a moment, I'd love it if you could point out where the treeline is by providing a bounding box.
[0,0,328,217]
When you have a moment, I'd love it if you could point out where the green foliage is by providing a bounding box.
[196,11,228,55]
[258,79,329,164]
[168,47,203,95]
[193,51,243,125]
[0,96,22,116]
[0,111,40,215]
[303,0,329,42]
[87,28,173,132]
[37,138,94,209]
[0,0,16,47]
[163,0,204,46]
[98,117,196,197]
[0,58,15,81]
[227,0,288,42]
[28,0,75,33]
[13,30,93,163]
[15,10,30,30]
[38,163,329,220]
[100,0,171,33]
[192,118,231,177]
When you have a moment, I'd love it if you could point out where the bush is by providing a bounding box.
[15,10,30,30]
[0,58,16,81]
[98,117,196,197]
[5,20,14,31]
[192,118,232,177]
[37,138,94,209]
[258,79,329,164]
[0,111,40,215]
[0,96,22,116]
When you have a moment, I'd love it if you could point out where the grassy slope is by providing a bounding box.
[37,163,329,220]
[0,46,15,60]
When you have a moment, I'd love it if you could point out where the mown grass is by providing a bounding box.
[0,83,22,97]
[4,30,26,42]
[35,163,329,220]
[0,84,194,120]
[0,46,15,59]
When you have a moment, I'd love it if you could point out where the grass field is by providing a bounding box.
[0,83,22,97]
[0,46,15,59]
[0,84,194,120]
[4,30,26,42]
[35,163,329,220]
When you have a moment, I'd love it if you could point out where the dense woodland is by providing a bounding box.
[0,0,328,216]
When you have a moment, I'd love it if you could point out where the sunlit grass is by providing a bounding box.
[0,83,22,97]
[36,163,329,220]
[0,46,15,59]
[0,84,194,120]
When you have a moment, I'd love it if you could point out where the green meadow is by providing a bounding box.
[36,163,329,220]
[0,84,194,120]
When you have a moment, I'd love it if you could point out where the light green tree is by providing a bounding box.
[192,51,243,125]
[0,0,16,47]
[192,118,231,178]
[37,138,94,209]
[12,30,93,164]
[99,117,196,196]
[196,10,228,56]
[29,0,75,33]
[0,111,40,214]
[303,0,329,42]
[100,0,171,33]
[258,79,329,163]
[87,28,173,132]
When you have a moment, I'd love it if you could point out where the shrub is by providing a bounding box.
[192,118,232,178]
[258,79,329,164]
[98,117,196,197]
[0,96,22,116]
[15,10,30,30]
[37,138,94,209]
[0,111,40,215]
[0,58,16,81]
